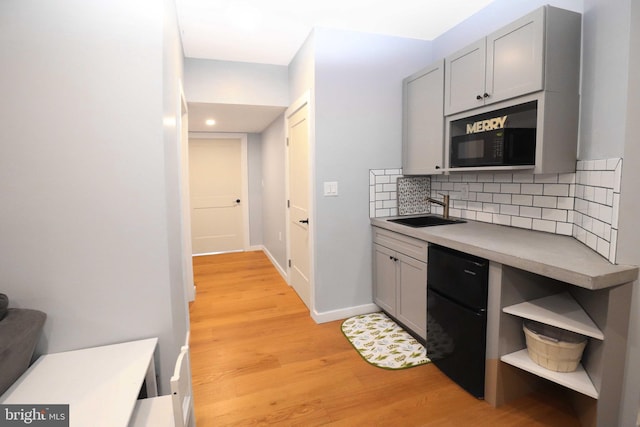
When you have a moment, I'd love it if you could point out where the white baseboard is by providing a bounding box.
[311,303,380,324]
[260,246,288,282]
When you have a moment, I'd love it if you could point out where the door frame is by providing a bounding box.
[285,90,316,316]
[188,132,251,253]
[178,85,196,302]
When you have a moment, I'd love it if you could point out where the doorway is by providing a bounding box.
[188,133,250,255]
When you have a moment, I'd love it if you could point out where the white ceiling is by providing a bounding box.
[187,103,286,133]
[176,0,496,133]
[175,0,496,66]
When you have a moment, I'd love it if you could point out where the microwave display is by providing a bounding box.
[449,101,537,168]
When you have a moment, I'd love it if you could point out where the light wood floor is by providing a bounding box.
[189,251,581,426]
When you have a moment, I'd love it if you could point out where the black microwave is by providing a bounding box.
[450,128,536,168]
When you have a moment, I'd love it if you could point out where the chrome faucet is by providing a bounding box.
[426,193,450,219]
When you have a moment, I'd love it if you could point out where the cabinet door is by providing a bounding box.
[373,244,397,316]
[486,7,544,104]
[396,253,427,340]
[402,60,444,175]
[444,39,486,115]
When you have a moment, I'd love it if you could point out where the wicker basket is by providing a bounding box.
[523,320,587,372]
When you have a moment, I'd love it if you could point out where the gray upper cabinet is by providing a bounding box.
[444,39,487,116]
[402,60,444,175]
[487,8,544,105]
[445,6,577,116]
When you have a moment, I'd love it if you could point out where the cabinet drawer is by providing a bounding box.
[372,227,428,261]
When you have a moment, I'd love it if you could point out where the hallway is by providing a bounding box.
[188,251,580,426]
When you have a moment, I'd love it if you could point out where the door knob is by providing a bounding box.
[299,218,309,224]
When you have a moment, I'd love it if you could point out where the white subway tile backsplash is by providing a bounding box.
[610,230,618,263]
[521,184,544,195]
[543,184,570,197]
[513,174,535,183]
[493,214,512,226]
[494,173,513,183]
[520,206,542,218]
[557,222,573,236]
[493,193,512,204]
[594,159,608,170]
[483,203,499,213]
[512,194,534,206]
[476,212,493,222]
[542,208,567,222]
[372,158,622,264]
[477,193,493,203]
[533,219,556,233]
[535,174,559,184]
[533,196,557,208]
[469,183,484,192]
[558,197,574,210]
[512,216,533,229]
[559,173,576,184]
[484,183,501,193]
[500,183,521,194]
[468,201,483,211]
[477,173,495,182]
[500,204,520,216]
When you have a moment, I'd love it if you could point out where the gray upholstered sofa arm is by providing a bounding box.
[0,308,46,396]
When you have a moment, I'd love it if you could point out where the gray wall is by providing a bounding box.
[311,29,432,313]
[184,58,289,106]
[0,0,188,393]
[247,133,264,247]
[260,115,287,270]
[288,31,316,104]
[431,0,583,60]
[579,0,631,159]
[615,0,640,424]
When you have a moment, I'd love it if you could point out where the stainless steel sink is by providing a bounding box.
[388,215,466,227]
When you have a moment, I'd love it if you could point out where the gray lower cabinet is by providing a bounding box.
[372,227,427,340]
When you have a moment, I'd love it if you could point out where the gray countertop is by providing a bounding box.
[371,216,638,290]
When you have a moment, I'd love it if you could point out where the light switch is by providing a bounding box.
[324,181,338,196]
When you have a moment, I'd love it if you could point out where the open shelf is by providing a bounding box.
[502,292,604,340]
[501,349,598,399]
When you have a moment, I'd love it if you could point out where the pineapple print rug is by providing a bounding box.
[341,312,430,370]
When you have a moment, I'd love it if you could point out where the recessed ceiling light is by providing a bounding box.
[205,119,216,126]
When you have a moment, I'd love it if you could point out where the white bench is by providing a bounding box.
[129,345,193,427]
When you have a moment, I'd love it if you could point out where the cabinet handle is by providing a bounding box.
[435,165,441,169]
[483,93,490,98]
[476,95,483,100]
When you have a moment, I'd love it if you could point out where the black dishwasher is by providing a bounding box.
[426,244,489,398]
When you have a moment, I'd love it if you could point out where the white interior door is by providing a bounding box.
[287,101,312,310]
[189,137,245,255]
